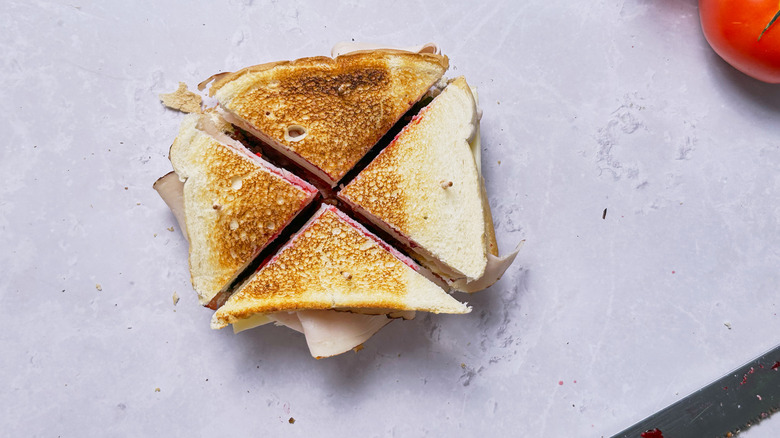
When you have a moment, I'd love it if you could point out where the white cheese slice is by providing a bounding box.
[153,172,188,241]
[231,309,394,358]
[232,313,272,333]
[297,310,392,359]
[268,312,304,333]
[451,241,524,293]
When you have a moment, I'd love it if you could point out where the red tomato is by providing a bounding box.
[699,0,780,83]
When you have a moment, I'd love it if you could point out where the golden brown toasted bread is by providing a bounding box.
[169,113,317,305]
[202,50,449,186]
[339,77,488,283]
[211,205,469,329]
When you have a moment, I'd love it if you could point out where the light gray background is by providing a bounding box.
[2,0,779,436]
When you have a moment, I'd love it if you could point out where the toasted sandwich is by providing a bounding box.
[200,50,449,187]
[339,76,496,287]
[211,204,469,331]
[155,44,520,358]
[157,113,317,307]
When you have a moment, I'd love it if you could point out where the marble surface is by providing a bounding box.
[2,0,779,436]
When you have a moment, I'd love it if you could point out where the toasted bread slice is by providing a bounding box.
[211,205,469,329]
[203,50,448,186]
[169,113,317,305]
[339,77,488,283]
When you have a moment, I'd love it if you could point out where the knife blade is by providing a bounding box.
[611,343,780,438]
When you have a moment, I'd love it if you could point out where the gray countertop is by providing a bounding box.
[2,0,779,436]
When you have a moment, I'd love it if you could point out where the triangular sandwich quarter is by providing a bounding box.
[211,205,469,329]
[203,50,449,187]
[339,76,489,285]
[165,113,318,306]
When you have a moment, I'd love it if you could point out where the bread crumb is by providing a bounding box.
[352,344,364,353]
[159,82,202,113]
[460,363,466,369]
[96,284,102,291]
[288,417,295,424]
[173,292,180,306]
[440,180,453,189]
[167,226,174,232]
[724,322,732,330]
[155,387,161,392]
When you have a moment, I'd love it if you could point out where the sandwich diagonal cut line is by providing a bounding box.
[211,205,469,330]
[205,50,448,187]
[165,113,317,306]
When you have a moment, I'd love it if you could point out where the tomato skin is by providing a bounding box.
[699,0,780,83]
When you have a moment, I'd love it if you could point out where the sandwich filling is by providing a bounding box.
[197,111,315,192]
[217,107,334,186]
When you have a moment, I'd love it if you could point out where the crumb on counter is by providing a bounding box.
[173,292,180,306]
[159,82,203,113]
[96,284,102,291]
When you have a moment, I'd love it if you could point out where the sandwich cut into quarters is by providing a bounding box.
[155,46,521,358]
[202,50,449,187]
[339,76,494,288]
[158,113,318,307]
[211,205,470,332]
